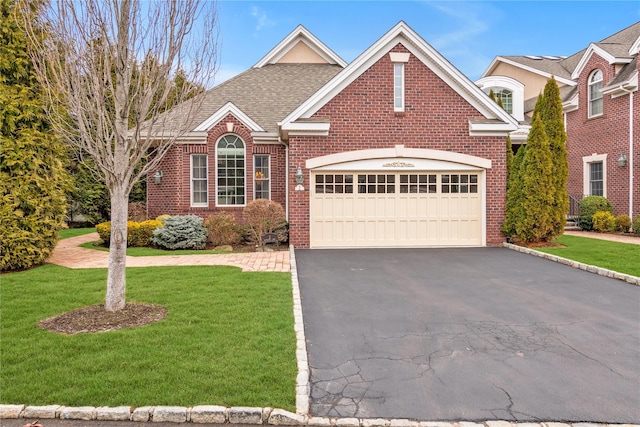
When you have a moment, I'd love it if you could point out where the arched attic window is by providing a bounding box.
[484,87,513,114]
[588,69,603,118]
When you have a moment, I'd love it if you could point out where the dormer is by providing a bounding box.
[253,25,347,68]
[475,75,525,122]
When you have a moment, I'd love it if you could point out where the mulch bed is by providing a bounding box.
[39,303,168,335]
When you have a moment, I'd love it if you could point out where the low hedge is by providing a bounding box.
[95,220,163,247]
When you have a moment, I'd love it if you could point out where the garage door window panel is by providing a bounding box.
[315,174,354,194]
[357,174,395,193]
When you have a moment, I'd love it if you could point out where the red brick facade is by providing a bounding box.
[288,45,508,248]
[565,54,640,219]
[147,113,287,223]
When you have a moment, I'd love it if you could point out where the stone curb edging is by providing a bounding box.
[503,242,640,286]
[2,405,639,427]
[290,245,310,416]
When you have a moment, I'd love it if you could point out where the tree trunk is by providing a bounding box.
[105,184,129,311]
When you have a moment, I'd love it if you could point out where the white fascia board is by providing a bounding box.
[571,44,617,80]
[493,56,576,87]
[562,92,579,113]
[281,121,330,136]
[253,25,347,68]
[479,57,502,79]
[193,102,264,133]
[251,131,280,144]
[630,35,640,55]
[281,21,518,130]
[509,126,530,142]
[468,121,518,136]
[602,70,638,98]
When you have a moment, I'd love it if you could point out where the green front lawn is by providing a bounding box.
[537,234,640,277]
[1,265,296,409]
[59,227,96,239]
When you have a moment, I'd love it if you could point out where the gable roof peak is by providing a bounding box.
[253,24,347,68]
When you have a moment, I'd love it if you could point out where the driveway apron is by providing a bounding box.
[295,248,640,422]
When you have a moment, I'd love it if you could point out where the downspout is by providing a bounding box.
[629,91,634,221]
[279,136,290,221]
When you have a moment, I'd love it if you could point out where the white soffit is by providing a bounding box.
[281,21,518,131]
[253,25,347,68]
[193,102,264,132]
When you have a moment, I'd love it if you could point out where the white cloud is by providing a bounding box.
[251,6,275,31]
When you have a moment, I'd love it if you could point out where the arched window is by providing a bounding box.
[484,87,513,114]
[216,134,245,205]
[588,70,603,117]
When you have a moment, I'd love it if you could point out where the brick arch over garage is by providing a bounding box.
[306,145,492,170]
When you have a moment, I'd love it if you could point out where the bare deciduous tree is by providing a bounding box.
[22,0,218,311]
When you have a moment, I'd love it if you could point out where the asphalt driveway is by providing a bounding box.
[295,248,640,422]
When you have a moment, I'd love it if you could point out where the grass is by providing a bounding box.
[79,241,241,256]
[536,234,640,277]
[59,227,96,239]
[1,264,296,409]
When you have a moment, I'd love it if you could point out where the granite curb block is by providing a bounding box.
[503,242,640,286]
[290,245,310,416]
[2,406,639,427]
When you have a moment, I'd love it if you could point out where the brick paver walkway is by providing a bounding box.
[48,233,290,272]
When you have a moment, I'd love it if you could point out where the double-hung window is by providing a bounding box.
[589,162,603,196]
[191,154,208,207]
[254,155,270,200]
[588,70,603,118]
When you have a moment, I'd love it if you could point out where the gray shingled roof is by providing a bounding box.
[496,21,640,79]
[152,63,343,135]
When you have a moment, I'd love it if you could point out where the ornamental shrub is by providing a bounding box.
[615,215,631,232]
[578,196,613,231]
[243,200,287,246]
[592,211,615,233]
[152,215,207,250]
[156,214,171,224]
[204,213,242,247]
[96,222,111,245]
[633,215,640,235]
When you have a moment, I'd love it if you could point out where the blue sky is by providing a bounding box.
[212,1,640,85]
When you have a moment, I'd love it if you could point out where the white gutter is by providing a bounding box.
[629,91,634,221]
[280,137,290,222]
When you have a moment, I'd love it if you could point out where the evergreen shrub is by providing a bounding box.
[156,214,171,224]
[204,213,242,247]
[96,219,163,246]
[633,215,640,235]
[96,222,111,244]
[152,215,207,250]
[615,215,631,232]
[592,211,615,233]
[578,196,613,231]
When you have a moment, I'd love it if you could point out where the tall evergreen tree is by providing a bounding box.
[515,113,555,242]
[502,142,526,237]
[505,135,514,187]
[0,0,69,270]
[537,77,568,238]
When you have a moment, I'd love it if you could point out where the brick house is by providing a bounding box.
[478,21,639,221]
[147,22,518,248]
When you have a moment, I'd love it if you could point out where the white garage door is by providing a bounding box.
[310,171,482,248]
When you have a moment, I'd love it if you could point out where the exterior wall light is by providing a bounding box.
[154,170,163,184]
[295,166,304,185]
[617,154,627,167]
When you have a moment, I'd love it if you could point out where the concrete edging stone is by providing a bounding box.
[503,242,640,286]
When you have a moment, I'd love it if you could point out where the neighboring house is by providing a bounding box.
[478,21,639,221]
[147,22,518,248]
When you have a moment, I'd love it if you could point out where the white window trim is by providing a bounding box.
[215,134,247,207]
[583,153,607,197]
[475,76,525,122]
[190,154,208,207]
[390,52,409,113]
[253,155,271,200]
[588,70,604,118]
